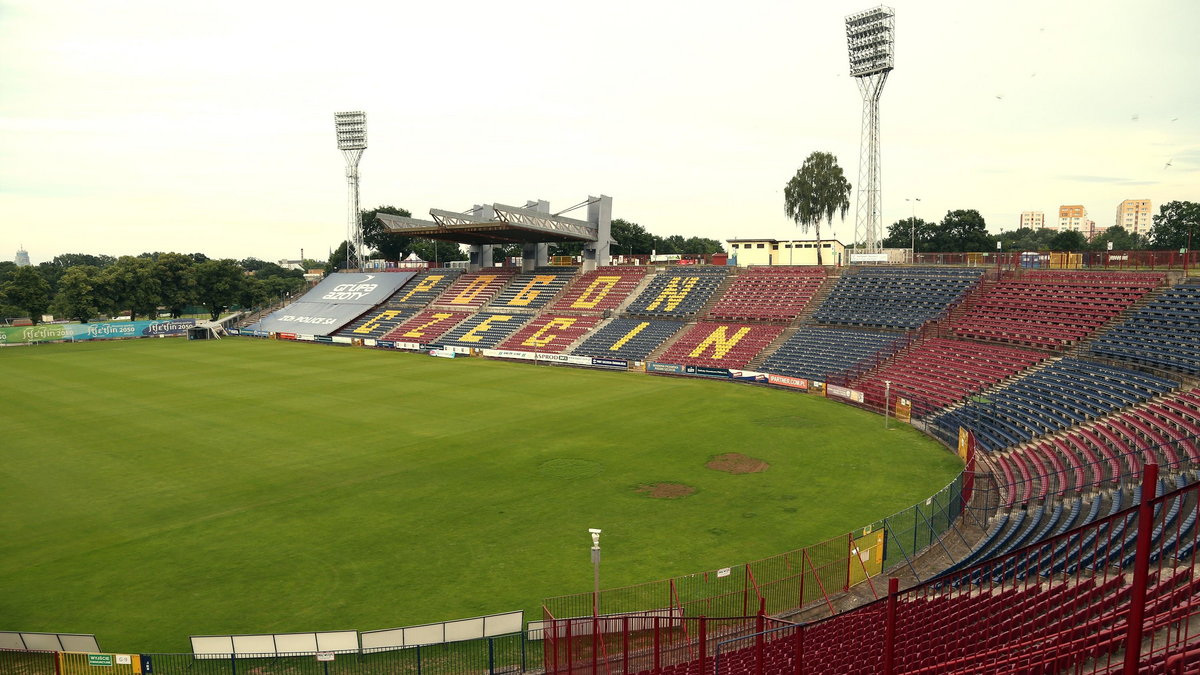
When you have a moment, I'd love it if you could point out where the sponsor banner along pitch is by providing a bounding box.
[0,319,196,345]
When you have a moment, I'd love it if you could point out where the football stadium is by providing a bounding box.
[5,3,1200,674]
[5,252,1200,673]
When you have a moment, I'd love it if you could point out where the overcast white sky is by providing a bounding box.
[2,0,1198,264]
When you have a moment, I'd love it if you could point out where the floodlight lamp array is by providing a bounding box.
[334,111,367,150]
[845,6,895,77]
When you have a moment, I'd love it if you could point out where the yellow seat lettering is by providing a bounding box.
[459,315,514,342]
[645,277,697,312]
[609,321,650,351]
[521,317,578,347]
[450,275,499,305]
[688,326,751,359]
[507,275,556,306]
[401,313,456,338]
[570,276,620,309]
[394,275,445,303]
[355,309,405,334]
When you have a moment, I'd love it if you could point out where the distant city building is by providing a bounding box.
[276,259,305,271]
[14,247,31,267]
[1020,211,1045,230]
[727,238,846,266]
[1058,205,1087,232]
[1115,199,1153,235]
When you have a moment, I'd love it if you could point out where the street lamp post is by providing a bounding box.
[589,528,602,617]
[884,380,891,429]
[906,198,920,262]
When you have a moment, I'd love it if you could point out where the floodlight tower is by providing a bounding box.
[845,6,895,257]
[334,111,367,271]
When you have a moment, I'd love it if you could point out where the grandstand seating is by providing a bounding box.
[625,267,729,318]
[380,310,471,344]
[705,266,825,323]
[680,563,1200,675]
[760,327,903,382]
[853,338,1046,414]
[431,268,519,309]
[435,312,532,348]
[655,322,785,369]
[571,318,686,362]
[950,270,1164,350]
[811,267,982,329]
[387,268,465,307]
[497,315,602,354]
[334,307,418,339]
[487,268,577,311]
[929,358,1178,452]
[547,266,648,315]
[1090,278,1200,375]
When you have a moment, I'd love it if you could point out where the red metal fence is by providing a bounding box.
[712,464,1200,674]
[542,464,1200,674]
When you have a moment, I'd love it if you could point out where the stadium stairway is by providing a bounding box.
[745,325,805,370]
[610,268,659,316]
[790,270,842,325]
[691,269,740,320]
[643,321,697,363]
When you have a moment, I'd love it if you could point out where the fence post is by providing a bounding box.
[883,577,899,675]
[755,605,765,675]
[230,654,237,675]
[489,637,496,675]
[793,625,804,675]
[417,644,423,675]
[653,617,660,675]
[623,617,629,675]
[1122,462,1159,675]
[698,616,707,675]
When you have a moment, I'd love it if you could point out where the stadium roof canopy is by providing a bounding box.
[376,203,598,245]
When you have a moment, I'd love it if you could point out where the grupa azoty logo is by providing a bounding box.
[322,275,378,301]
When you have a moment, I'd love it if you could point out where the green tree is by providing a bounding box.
[1148,200,1200,250]
[783,151,852,265]
[680,237,725,255]
[882,217,935,250]
[929,209,993,252]
[654,234,687,255]
[610,218,656,255]
[239,257,270,272]
[361,205,413,262]
[50,253,116,270]
[51,265,107,322]
[104,256,162,321]
[1090,225,1145,251]
[1048,229,1088,251]
[491,243,524,264]
[407,239,467,265]
[325,241,356,275]
[3,266,53,323]
[996,227,1060,252]
[194,259,246,320]
[155,252,197,318]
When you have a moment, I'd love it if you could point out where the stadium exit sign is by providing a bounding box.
[88,654,113,667]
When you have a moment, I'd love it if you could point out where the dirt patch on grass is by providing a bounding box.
[706,452,769,474]
[635,483,696,499]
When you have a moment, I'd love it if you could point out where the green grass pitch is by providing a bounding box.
[0,338,962,652]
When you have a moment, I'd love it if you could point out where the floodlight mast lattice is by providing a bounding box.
[846,6,895,258]
[335,111,367,271]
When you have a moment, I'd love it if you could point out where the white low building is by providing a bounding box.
[726,238,846,266]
